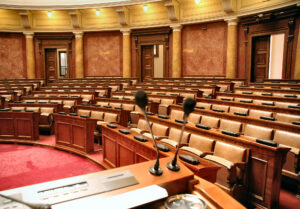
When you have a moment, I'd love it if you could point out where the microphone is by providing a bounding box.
[0,193,52,209]
[167,97,196,171]
[135,90,162,176]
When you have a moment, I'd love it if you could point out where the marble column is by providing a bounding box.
[74,31,84,78]
[294,28,300,79]
[171,24,182,78]
[121,29,131,78]
[225,18,238,79]
[24,32,35,79]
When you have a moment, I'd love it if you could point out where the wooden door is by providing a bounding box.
[45,49,57,82]
[251,36,270,82]
[141,45,154,81]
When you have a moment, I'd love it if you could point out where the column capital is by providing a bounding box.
[120,28,131,36]
[73,31,84,38]
[23,32,34,38]
[170,24,182,32]
[225,17,239,26]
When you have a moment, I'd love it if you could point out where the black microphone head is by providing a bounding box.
[183,97,196,116]
[135,90,148,109]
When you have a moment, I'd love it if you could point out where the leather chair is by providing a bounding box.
[26,107,40,112]
[243,124,273,140]
[37,100,49,103]
[96,90,106,97]
[200,116,220,129]
[275,113,300,124]
[219,119,242,133]
[212,104,230,112]
[24,100,36,103]
[148,97,161,104]
[170,110,184,121]
[204,141,248,199]
[275,102,299,108]
[216,96,234,101]
[181,93,195,100]
[187,113,201,124]
[2,95,12,102]
[130,119,151,134]
[201,89,213,97]
[96,101,109,106]
[11,106,25,111]
[77,109,91,117]
[273,130,300,180]
[130,105,146,125]
[97,113,118,125]
[122,104,135,111]
[253,100,274,106]
[39,107,54,134]
[90,111,105,145]
[249,109,273,119]
[160,128,190,147]
[63,100,75,113]
[234,98,253,103]
[143,123,169,140]
[109,102,122,108]
[229,107,249,115]
[180,134,215,157]
[81,94,93,104]
[158,99,174,115]
[50,100,63,104]
[196,102,211,110]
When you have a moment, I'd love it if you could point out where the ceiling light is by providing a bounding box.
[96,9,100,16]
[48,11,52,18]
[143,5,148,12]
[195,0,200,4]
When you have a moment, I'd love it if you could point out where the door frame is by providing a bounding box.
[141,45,154,80]
[132,27,171,81]
[44,48,58,83]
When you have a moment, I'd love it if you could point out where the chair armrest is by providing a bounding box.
[200,151,213,157]
[156,136,168,140]
[178,143,189,148]
[234,162,247,171]
[140,130,149,134]
[129,124,138,129]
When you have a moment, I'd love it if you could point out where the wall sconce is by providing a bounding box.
[143,5,148,12]
[195,0,200,4]
[47,11,52,18]
[96,9,101,16]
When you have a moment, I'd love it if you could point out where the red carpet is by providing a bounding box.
[0,144,103,191]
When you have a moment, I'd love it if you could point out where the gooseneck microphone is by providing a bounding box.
[167,97,196,171]
[0,193,52,209]
[135,90,163,176]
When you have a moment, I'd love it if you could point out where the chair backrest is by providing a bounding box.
[40,107,54,114]
[63,100,75,106]
[253,100,274,106]
[152,123,169,137]
[81,94,93,100]
[273,130,300,149]
[170,110,184,121]
[216,96,234,101]
[90,111,104,120]
[219,119,242,133]
[96,101,109,106]
[212,104,229,112]
[249,109,272,119]
[160,99,174,105]
[37,100,49,103]
[122,104,135,111]
[168,128,190,144]
[181,93,195,99]
[196,102,211,110]
[275,113,300,123]
[234,98,253,103]
[274,102,298,108]
[110,102,122,108]
[50,100,63,104]
[77,109,91,117]
[26,107,40,112]
[137,119,150,132]
[103,113,118,123]
[188,134,215,153]
[187,113,201,124]
[214,141,247,163]
[229,106,249,115]
[24,100,36,103]
[11,106,25,111]
[201,116,220,129]
[149,97,161,103]
[244,124,273,140]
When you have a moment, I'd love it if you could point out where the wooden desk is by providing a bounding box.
[138,113,289,209]
[53,113,97,154]
[0,111,39,140]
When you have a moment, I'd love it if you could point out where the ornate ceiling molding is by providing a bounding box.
[69,10,81,29]
[115,6,129,26]
[164,0,180,22]
[18,10,32,29]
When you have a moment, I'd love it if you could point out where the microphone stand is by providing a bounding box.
[167,114,187,171]
[141,108,163,176]
[0,193,52,209]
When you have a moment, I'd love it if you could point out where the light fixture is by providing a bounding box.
[143,5,148,12]
[195,0,200,4]
[96,9,100,16]
[47,11,52,18]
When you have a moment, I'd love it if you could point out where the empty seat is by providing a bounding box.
[158,99,174,115]
[11,106,25,111]
[63,100,75,113]
[201,116,220,129]
[37,100,49,103]
[77,109,91,117]
[249,109,273,119]
[26,107,40,112]
[229,107,249,115]
[180,134,215,157]
[148,97,161,103]
[219,119,242,133]
[212,104,229,112]
[273,130,300,178]
[50,100,63,104]
[253,100,274,106]
[234,98,253,103]
[109,102,122,108]
[160,128,190,147]
[130,119,151,134]
[39,107,54,134]
[275,113,300,124]
[204,141,248,195]
[216,96,234,101]
[187,113,201,124]
[143,123,169,139]
[243,124,273,140]
[275,102,299,108]
[96,101,109,106]
[97,113,118,125]
[81,94,93,104]
[201,89,213,97]
[90,111,104,120]
[169,110,184,121]
[24,100,36,103]
[122,104,135,111]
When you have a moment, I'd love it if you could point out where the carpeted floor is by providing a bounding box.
[0,144,103,191]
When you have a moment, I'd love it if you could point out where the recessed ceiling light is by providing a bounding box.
[195,0,200,4]
[48,11,52,18]
[96,9,100,16]
[143,5,148,12]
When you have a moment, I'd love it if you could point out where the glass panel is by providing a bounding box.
[59,52,67,76]
[268,33,284,79]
